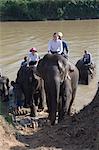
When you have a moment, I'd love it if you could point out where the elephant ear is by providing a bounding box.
[58,60,64,72]
[67,61,75,72]
[58,60,69,82]
[37,58,46,79]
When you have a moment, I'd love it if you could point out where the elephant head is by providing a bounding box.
[37,54,69,82]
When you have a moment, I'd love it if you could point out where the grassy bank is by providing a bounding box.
[0,0,99,21]
[0,100,13,124]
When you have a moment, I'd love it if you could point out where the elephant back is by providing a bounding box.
[76,59,84,70]
[75,58,95,84]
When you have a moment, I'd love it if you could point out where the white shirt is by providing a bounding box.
[48,39,63,54]
[27,52,39,66]
[28,52,39,62]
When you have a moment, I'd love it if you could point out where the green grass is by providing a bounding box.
[0,100,13,124]
[5,115,13,124]
[0,100,3,115]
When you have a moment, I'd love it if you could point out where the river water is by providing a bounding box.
[0,20,99,112]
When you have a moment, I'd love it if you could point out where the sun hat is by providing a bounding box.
[30,47,37,52]
[58,32,63,37]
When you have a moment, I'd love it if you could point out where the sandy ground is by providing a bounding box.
[0,116,25,150]
[0,82,99,150]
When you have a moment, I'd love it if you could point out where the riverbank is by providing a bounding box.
[0,0,99,21]
[0,82,99,150]
[0,115,25,150]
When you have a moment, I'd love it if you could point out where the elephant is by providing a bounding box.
[37,54,79,125]
[76,59,95,85]
[16,65,44,117]
[0,75,9,101]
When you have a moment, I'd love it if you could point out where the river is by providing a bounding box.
[0,20,99,112]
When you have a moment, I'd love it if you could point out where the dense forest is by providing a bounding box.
[0,0,99,21]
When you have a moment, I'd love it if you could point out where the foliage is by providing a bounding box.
[0,0,99,21]
[0,100,13,124]
[0,101,3,115]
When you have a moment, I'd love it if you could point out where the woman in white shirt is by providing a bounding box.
[28,47,39,66]
[48,32,63,54]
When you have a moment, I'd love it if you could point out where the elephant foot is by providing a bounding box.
[47,114,55,125]
[30,106,37,117]
[38,103,44,110]
[38,105,44,112]
[67,110,70,116]
[58,112,65,123]
[24,103,30,108]
[50,115,56,126]
[51,120,55,126]
[58,117,64,123]
[44,109,49,113]
[37,108,44,112]
[30,113,36,117]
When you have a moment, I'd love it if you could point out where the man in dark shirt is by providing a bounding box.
[58,32,69,59]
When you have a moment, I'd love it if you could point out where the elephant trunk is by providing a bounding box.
[44,77,60,125]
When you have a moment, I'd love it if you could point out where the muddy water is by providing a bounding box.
[0,20,99,112]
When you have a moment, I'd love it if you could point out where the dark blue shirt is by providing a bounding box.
[62,41,68,54]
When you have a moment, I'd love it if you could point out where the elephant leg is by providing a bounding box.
[30,96,37,117]
[58,81,67,122]
[38,87,44,111]
[44,81,51,117]
[23,89,37,117]
[24,92,31,107]
[58,80,72,122]
[23,87,31,107]
[67,88,76,115]
[30,104,37,117]
[33,91,44,112]
[58,96,63,123]
[34,93,39,106]
[44,79,59,125]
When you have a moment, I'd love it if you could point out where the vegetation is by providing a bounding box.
[0,0,99,21]
[0,100,13,124]
[0,101,3,115]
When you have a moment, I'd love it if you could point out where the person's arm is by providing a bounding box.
[63,41,69,54]
[48,40,51,53]
[83,54,86,62]
[27,53,30,66]
[58,40,63,54]
[89,53,92,64]
[35,53,39,61]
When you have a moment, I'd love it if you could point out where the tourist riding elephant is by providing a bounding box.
[37,54,79,125]
[16,65,44,117]
[76,59,95,85]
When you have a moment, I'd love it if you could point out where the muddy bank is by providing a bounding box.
[0,115,25,150]
[7,83,99,150]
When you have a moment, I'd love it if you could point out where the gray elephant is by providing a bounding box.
[37,54,79,125]
[16,65,44,117]
[76,59,95,85]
